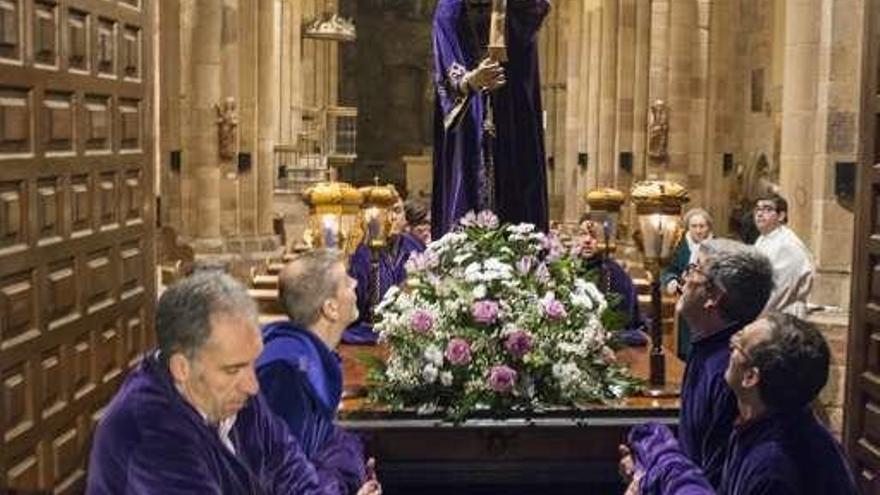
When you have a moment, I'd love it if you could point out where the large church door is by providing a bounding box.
[845,2,880,494]
[0,0,155,492]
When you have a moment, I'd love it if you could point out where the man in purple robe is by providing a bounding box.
[657,239,774,487]
[87,271,381,495]
[576,217,648,347]
[622,313,858,495]
[257,249,370,493]
[431,0,550,237]
[344,200,425,344]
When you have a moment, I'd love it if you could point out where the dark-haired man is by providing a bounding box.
[87,271,380,495]
[623,313,858,495]
[753,193,814,316]
[668,239,774,487]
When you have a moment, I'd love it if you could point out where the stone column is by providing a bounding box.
[778,0,820,240]
[188,0,223,250]
[238,0,258,236]
[646,0,669,178]
[632,0,650,178]
[597,0,618,187]
[257,0,279,236]
[665,0,696,182]
[159,0,181,228]
[585,2,602,190]
[807,0,860,310]
[615,0,636,191]
[562,0,584,221]
[688,0,712,208]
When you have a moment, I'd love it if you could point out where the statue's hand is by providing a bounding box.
[464,58,506,92]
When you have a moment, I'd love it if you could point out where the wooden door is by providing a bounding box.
[0,0,154,492]
[845,1,880,494]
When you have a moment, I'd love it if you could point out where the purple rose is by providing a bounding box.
[471,299,500,325]
[542,296,567,321]
[410,309,435,333]
[488,365,518,393]
[505,330,534,358]
[445,338,472,366]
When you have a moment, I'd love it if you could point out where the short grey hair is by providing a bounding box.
[156,271,258,366]
[699,238,774,324]
[279,249,346,328]
[683,208,713,229]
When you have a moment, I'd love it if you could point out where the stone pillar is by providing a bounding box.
[562,0,585,221]
[807,0,860,310]
[665,0,696,182]
[188,0,223,250]
[585,2,602,190]
[238,0,258,236]
[778,0,820,240]
[257,0,279,236]
[688,0,712,208]
[632,0,650,178]
[597,0,618,186]
[159,0,182,228]
[646,0,669,178]
[615,0,636,191]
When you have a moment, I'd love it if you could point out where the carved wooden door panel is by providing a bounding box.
[845,2,880,494]
[0,0,154,492]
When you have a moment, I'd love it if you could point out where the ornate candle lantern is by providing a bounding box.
[584,188,625,254]
[357,182,401,323]
[302,181,364,256]
[630,180,689,394]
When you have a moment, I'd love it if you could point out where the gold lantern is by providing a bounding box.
[302,181,364,255]
[630,180,689,393]
[584,188,625,254]
[358,183,400,251]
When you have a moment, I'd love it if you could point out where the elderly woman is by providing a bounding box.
[660,208,714,360]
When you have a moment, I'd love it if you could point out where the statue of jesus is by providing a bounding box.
[431,0,551,237]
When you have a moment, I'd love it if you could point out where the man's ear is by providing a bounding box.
[742,366,760,389]
[703,291,722,311]
[321,298,339,322]
[168,353,191,383]
[778,210,787,223]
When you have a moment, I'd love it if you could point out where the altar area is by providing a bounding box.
[336,344,682,494]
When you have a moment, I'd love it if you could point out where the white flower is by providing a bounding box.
[472,284,487,299]
[552,362,583,390]
[423,344,444,366]
[507,223,536,235]
[440,371,453,386]
[422,364,439,383]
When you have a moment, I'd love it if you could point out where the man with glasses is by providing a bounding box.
[753,192,814,316]
[621,239,774,489]
[622,313,857,494]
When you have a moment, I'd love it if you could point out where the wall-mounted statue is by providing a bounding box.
[215,97,238,161]
[648,99,669,163]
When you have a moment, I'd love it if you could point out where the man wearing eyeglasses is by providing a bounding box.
[621,239,774,489]
[753,193,814,317]
[622,313,857,495]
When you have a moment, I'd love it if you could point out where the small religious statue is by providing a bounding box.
[215,97,238,160]
[648,99,669,162]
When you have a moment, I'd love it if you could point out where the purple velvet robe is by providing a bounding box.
[629,411,858,495]
[87,352,357,494]
[343,233,425,344]
[584,256,648,346]
[431,0,550,237]
[256,321,366,493]
[678,323,740,488]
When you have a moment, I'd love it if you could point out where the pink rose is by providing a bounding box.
[410,309,435,334]
[471,299,500,325]
[542,297,567,321]
[504,330,534,358]
[445,338,472,366]
[488,365,518,393]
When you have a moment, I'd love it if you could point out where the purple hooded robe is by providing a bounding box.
[256,321,366,493]
[628,410,858,495]
[343,233,425,344]
[431,0,550,237]
[87,352,358,494]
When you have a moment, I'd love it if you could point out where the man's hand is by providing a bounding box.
[464,58,506,92]
[356,480,381,495]
[365,457,377,481]
[619,444,636,483]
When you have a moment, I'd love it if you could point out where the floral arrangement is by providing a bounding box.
[366,211,641,420]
